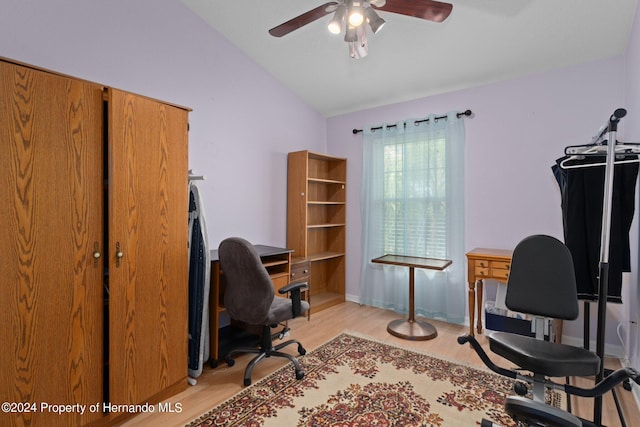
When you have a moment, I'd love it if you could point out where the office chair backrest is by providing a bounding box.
[219,237,275,325]
[505,234,579,321]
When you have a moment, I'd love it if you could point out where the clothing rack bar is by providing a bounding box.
[566,108,632,426]
[590,108,627,144]
[352,109,472,134]
[593,108,626,426]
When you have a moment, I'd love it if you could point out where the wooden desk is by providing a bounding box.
[209,245,293,366]
[372,254,452,341]
[465,248,513,337]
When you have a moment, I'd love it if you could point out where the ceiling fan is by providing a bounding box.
[269,0,453,59]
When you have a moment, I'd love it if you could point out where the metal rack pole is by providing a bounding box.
[593,109,626,425]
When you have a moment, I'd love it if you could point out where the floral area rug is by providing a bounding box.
[186,332,564,426]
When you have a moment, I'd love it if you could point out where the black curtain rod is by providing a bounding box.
[352,109,473,134]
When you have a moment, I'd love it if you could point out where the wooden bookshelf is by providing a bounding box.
[287,150,346,314]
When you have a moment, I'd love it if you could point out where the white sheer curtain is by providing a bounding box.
[359,112,466,324]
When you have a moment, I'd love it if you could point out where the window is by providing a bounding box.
[381,137,447,258]
[359,113,466,322]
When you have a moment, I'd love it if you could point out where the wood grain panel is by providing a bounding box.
[0,60,104,426]
[107,89,188,406]
[286,151,308,258]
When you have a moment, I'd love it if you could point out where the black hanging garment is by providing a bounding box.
[552,155,638,303]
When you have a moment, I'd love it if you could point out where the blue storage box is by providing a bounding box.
[484,301,535,338]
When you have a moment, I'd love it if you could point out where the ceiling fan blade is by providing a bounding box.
[269,2,339,37]
[373,0,452,23]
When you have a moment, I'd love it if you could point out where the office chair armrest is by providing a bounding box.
[278,282,308,295]
[278,282,308,318]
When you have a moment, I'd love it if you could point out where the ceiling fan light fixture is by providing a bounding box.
[267,0,453,59]
[348,11,364,26]
[348,38,368,59]
[365,8,385,34]
[348,22,368,59]
[348,1,364,27]
[344,24,358,42]
[327,4,347,35]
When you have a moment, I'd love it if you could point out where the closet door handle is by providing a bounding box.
[93,242,101,268]
[115,242,124,267]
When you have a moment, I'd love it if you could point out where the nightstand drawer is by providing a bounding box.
[492,268,510,280]
[476,267,490,277]
[491,261,511,271]
[475,260,490,268]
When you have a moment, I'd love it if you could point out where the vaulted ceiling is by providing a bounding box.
[182,0,638,117]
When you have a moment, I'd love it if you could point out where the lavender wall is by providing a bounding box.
[1,0,638,354]
[327,55,633,350]
[0,0,327,248]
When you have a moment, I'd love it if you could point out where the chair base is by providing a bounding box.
[225,326,306,386]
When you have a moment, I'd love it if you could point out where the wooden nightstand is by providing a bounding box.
[466,248,513,337]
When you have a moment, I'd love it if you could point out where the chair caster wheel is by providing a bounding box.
[226,357,235,367]
[244,378,252,386]
[298,345,306,355]
[296,370,305,380]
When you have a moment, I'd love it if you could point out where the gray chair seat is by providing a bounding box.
[265,296,310,325]
[489,332,600,378]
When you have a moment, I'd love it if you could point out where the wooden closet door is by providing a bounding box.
[0,61,104,426]
[107,89,188,405]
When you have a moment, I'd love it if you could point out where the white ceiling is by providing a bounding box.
[182,0,638,117]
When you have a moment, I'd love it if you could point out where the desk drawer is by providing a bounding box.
[290,260,310,283]
[272,273,290,291]
[290,259,311,320]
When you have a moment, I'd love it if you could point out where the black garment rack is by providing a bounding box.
[561,108,640,425]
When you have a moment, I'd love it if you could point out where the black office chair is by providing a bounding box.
[218,237,309,386]
[458,235,639,427]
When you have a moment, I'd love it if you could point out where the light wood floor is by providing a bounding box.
[122,302,639,426]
